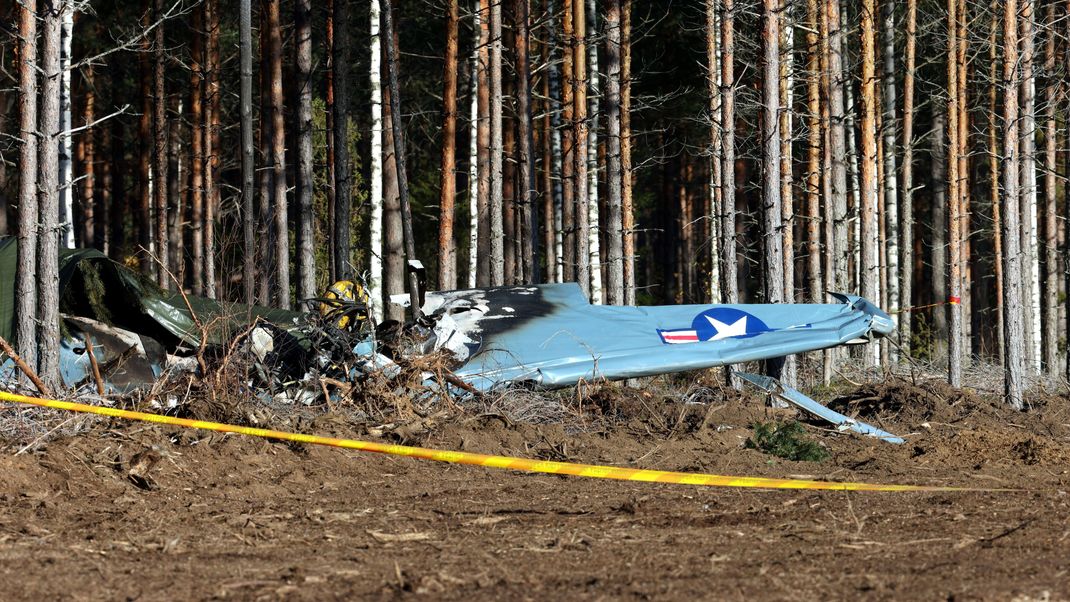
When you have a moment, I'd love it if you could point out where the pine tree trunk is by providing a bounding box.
[860,0,880,367]
[382,23,404,321]
[988,6,1004,364]
[489,0,505,286]
[899,0,916,351]
[265,0,290,308]
[780,0,794,303]
[333,0,352,281]
[240,0,256,304]
[80,66,96,249]
[560,0,575,284]
[257,16,275,304]
[166,95,182,281]
[620,0,634,305]
[1041,0,1059,374]
[295,0,315,306]
[720,0,738,304]
[14,0,39,374]
[1001,0,1026,409]
[204,0,220,298]
[947,0,962,385]
[762,0,784,311]
[138,17,152,275]
[805,0,822,303]
[826,0,848,293]
[37,0,63,388]
[190,5,205,296]
[476,0,492,287]
[439,0,460,290]
[572,0,590,297]
[1020,0,1040,373]
[706,0,722,303]
[514,0,539,284]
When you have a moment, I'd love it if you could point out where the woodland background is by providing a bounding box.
[0,0,1067,406]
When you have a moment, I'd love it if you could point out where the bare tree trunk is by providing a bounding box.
[166,95,183,280]
[380,0,423,318]
[468,0,481,288]
[561,0,575,284]
[604,0,623,303]
[59,4,74,250]
[805,0,822,303]
[204,0,219,298]
[585,0,601,302]
[80,66,96,249]
[826,0,848,293]
[476,0,492,286]
[382,19,404,320]
[257,16,275,305]
[190,5,205,296]
[266,0,290,308]
[880,0,899,358]
[946,0,963,385]
[899,0,916,351]
[296,0,315,305]
[152,0,169,289]
[572,0,590,297]
[621,0,634,305]
[37,0,62,387]
[1020,0,1040,373]
[860,0,879,367]
[138,13,152,275]
[489,0,505,286]
[706,0,722,303]
[1001,0,1026,409]
[333,0,352,280]
[439,0,460,290]
[931,110,949,359]
[956,0,970,361]
[780,0,794,304]
[762,0,785,317]
[514,0,539,284]
[14,0,39,374]
[720,0,738,304]
[1041,0,1059,374]
[240,0,255,304]
[368,0,383,318]
[987,4,1004,364]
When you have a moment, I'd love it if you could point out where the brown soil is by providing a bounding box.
[1,376,1069,600]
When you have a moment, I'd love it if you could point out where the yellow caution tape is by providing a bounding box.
[0,390,970,492]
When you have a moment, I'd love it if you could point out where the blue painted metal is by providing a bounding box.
[734,371,905,444]
[438,283,895,392]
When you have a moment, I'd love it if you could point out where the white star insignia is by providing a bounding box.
[706,315,748,341]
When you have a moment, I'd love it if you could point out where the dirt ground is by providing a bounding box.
[1,376,1069,601]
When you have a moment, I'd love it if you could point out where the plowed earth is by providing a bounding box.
[1,378,1068,600]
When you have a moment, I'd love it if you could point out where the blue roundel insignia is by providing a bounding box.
[691,308,771,341]
[658,308,774,344]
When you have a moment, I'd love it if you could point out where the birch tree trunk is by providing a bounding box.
[1001,0,1026,409]
[880,0,899,356]
[586,0,601,303]
[489,0,505,286]
[59,4,74,250]
[295,0,315,305]
[37,0,62,388]
[240,0,255,304]
[859,0,879,367]
[14,0,39,373]
[468,0,481,288]
[439,0,460,290]
[706,0,722,303]
[369,0,383,319]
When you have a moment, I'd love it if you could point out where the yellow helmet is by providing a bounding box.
[319,280,370,330]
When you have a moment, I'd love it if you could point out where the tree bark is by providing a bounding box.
[1001,0,1026,409]
[204,0,220,299]
[860,0,879,366]
[468,0,481,288]
[488,0,505,286]
[1041,0,1059,374]
[946,0,963,385]
[720,0,738,304]
[706,0,722,303]
[138,14,152,275]
[333,0,352,281]
[295,0,315,306]
[266,0,290,308]
[368,0,384,319]
[899,0,916,351]
[14,0,39,374]
[190,4,205,296]
[153,0,169,289]
[826,0,848,293]
[805,0,822,303]
[780,0,794,304]
[80,66,96,249]
[621,0,634,305]
[439,0,460,290]
[59,5,74,250]
[572,0,590,297]
[762,0,784,311]
[1020,0,1040,373]
[604,0,623,304]
[476,0,491,286]
[561,0,575,283]
[880,0,899,355]
[585,0,601,302]
[37,0,63,387]
[240,0,255,303]
[987,4,1004,364]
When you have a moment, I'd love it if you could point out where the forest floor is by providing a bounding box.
[0,373,1068,601]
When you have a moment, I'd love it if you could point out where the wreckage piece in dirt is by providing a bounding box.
[0,238,300,391]
[402,283,895,392]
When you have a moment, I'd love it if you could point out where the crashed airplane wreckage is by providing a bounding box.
[0,237,903,444]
